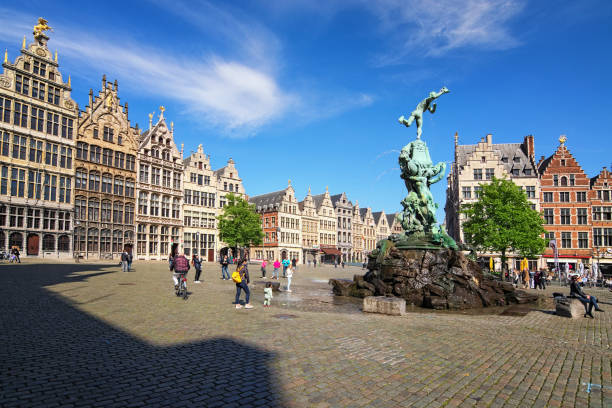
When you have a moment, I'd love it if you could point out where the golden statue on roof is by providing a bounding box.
[559,134,567,145]
[33,18,52,40]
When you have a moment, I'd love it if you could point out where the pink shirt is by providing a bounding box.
[262,261,267,268]
[273,261,281,268]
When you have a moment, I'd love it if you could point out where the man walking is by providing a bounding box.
[221,255,230,280]
[121,250,129,272]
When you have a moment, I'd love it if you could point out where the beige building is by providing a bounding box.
[299,188,319,263]
[372,210,390,242]
[74,77,138,259]
[445,133,540,269]
[312,187,339,263]
[387,212,403,234]
[0,26,79,257]
[182,145,243,261]
[351,201,364,262]
[135,108,183,260]
[360,207,376,257]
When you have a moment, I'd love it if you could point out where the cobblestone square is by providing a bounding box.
[1,260,611,407]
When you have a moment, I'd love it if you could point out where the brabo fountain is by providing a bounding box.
[331,88,536,309]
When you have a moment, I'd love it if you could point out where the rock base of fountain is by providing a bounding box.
[330,240,537,310]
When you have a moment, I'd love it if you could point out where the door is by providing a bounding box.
[208,249,214,262]
[27,234,39,255]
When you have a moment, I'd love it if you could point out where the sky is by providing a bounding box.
[1,0,611,222]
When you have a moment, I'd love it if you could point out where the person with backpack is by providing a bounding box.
[232,259,253,309]
[170,249,190,290]
[192,254,202,283]
[220,255,230,280]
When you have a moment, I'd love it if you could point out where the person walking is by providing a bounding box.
[570,274,604,318]
[127,251,133,271]
[286,264,294,293]
[273,259,281,279]
[169,243,178,270]
[263,282,273,307]
[221,255,230,280]
[313,259,317,268]
[261,259,267,278]
[192,254,202,283]
[14,248,21,263]
[291,258,297,272]
[233,260,253,309]
[282,258,290,278]
[341,260,345,268]
[522,268,529,289]
[121,250,129,272]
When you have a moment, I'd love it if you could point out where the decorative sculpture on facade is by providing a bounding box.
[33,18,52,41]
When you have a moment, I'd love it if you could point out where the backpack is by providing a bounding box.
[231,270,242,283]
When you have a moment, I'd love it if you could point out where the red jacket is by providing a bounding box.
[171,255,190,273]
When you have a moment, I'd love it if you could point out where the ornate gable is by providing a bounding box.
[539,137,589,187]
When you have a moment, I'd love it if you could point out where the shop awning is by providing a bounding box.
[321,247,341,256]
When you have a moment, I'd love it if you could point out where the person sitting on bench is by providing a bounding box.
[570,275,604,318]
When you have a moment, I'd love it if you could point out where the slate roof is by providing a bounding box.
[359,208,368,220]
[248,189,286,211]
[372,211,383,225]
[386,213,397,227]
[330,193,352,208]
[311,193,327,211]
[456,142,536,177]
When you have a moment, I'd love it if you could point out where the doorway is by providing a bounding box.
[27,234,39,255]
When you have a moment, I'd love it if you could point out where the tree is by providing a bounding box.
[461,177,547,275]
[217,193,264,251]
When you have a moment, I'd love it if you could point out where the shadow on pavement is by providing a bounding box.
[0,263,284,407]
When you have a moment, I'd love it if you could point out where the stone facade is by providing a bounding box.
[589,167,612,275]
[135,108,183,260]
[372,210,390,242]
[351,201,364,263]
[250,181,302,263]
[214,157,244,259]
[331,192,353,262]
[74,77,138,259]
[360,207,376,258]
[183,144,217,261]
[312,188,339,263]
[445,133,540,269]
[299,188,319,263]
[387,212,403,234]
[0,31,79,258]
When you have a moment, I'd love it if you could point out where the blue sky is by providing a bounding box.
[1,1,611,222]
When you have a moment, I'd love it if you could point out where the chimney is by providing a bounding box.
[524,135,535,160]
[486,134,492,145]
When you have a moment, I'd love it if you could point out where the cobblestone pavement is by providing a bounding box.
[1,260,611,407]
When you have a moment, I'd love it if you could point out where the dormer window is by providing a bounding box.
[49,71,55,81]
[23,61,30,71]
[524,169,531,176]
[513,157,520,163]
[502,157,508,163]
[561,159,566,166]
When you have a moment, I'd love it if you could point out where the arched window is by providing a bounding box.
[138,192,148,215]
[75,196,87,220]
[101,200,111,222]
[151,148,159,158]
[158,136,164,144]
[87,228,99,252]
[58,235,70,252]
[229,183,234,192]
[9,232,23,250]
[100,229,111,253]
[88,171,100,191]
[113,201,124,223]
[166,139,170,146]
[113,176,124,196]
[42,234,55,251]
[560,176,568,186]
[88,198,99,221]
[150,194,159,216]
[124,204,134,224]
[101,173,112,193]
[74,227,85,251]
[112,229,123,253]
[75,168,87,189]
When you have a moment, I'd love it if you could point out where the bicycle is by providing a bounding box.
[175,273,188,300]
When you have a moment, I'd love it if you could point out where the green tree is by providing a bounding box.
[461,177,547,275]
[217,193,264,250]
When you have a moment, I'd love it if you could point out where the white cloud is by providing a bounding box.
[367,0,525,64]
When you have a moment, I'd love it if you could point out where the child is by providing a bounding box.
[263,282,273,307]
[286,264,293,292]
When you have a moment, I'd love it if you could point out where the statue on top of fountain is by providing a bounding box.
[392,87,457,250]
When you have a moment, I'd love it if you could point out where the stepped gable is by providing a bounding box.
[590,167,612,188]
[538,142,589,185]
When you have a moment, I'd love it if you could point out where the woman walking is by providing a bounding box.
[233,260,253,309]
[273,259,281,279]
[192,254,202,283]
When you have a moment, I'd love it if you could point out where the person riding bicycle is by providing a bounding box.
[170,250,190,290]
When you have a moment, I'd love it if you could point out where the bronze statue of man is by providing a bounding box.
[398,87,449,140]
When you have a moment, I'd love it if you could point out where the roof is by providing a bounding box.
[386,213,397,227]
[330,193,352,208]
[248,189,286,210]
[456,142,536,177]
[359,208,368,220]
[538,155,554,175]
[372,211,383,225]
[311,193,326,210]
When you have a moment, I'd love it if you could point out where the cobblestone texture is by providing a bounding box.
[1,260,610,407]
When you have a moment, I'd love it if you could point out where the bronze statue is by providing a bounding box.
[398,87,449,140]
